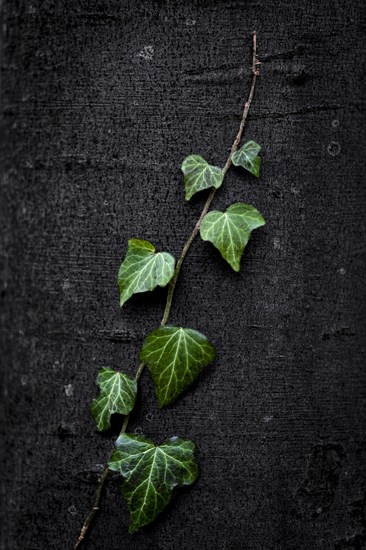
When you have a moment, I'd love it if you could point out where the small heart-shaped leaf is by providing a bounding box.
[109,433,198,533]
[200,202,265,271]
[118,239,175,306]
[90,368,137,431]
[139,326,216,407]
[181,155,223,200]
[231,140,261,177]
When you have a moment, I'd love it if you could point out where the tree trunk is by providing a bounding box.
[1,1,365,549]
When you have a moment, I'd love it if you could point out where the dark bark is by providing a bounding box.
[1,1,365,549]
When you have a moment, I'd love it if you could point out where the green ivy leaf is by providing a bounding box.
[200,202,265,272]
[118,239,175,306]
[139,326,216,407]
[90,368,137,431]
[231,140,261,177]
[181,155,224,200]
[109,433,198,533]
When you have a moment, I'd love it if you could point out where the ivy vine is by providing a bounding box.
[74,31,264,548]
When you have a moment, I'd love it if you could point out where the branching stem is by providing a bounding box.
[73,31,259,549]
[161,31,259,326]
[73,364,144,549]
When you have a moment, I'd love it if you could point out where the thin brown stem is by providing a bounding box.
[161,31,259,326]
[73,31,259,549]
[73,467,109,550]
[73,364,145,549]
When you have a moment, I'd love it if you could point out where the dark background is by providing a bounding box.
[1,1,365,549]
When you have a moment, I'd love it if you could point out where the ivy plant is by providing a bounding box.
[74,32,264,548]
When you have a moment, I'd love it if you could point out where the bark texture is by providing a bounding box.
[1,1,365,549]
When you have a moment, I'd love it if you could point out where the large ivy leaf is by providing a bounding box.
[181,155,224,200]
[90,368,137,431]
[231,140,261,177]
[200,202,265,272]
[139,326,216,407]
[118,239,175,306]
[109,433,198,533]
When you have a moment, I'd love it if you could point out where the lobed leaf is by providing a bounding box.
[200,202,265,272]
[231,140,261,177]
[139,326,216,407]
[109,433,198,533]
[118,239,175,306]
[90,368,137,431]
[181,155,224,200]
